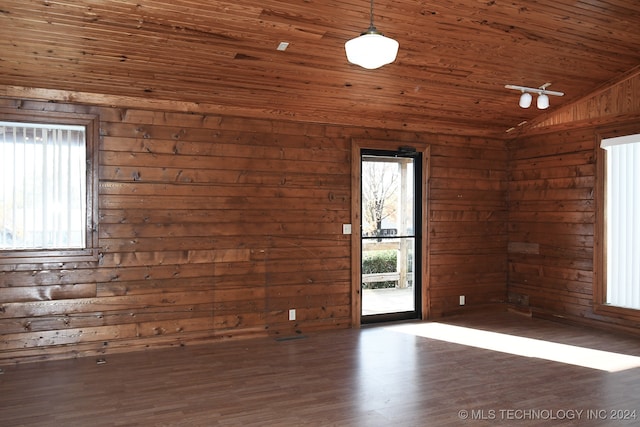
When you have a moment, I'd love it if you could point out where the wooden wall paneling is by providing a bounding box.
[100,110,351,342]
[0,97,355,363]
[508,68,640,333]
[428,136,509,316]
[508,128,596,320]
[0,94,513,363]
[0,284,97,304]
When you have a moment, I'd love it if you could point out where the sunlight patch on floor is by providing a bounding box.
[386,322,640,372]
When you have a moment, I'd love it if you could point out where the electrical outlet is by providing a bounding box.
[288,309,296,321]
[342,224,352,234]
[459,295,465,306]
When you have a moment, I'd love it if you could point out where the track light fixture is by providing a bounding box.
[505,83,564,110]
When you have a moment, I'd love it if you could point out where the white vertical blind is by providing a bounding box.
[601,135,640,310]
[0,121,86,250]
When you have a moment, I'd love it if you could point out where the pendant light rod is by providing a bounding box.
[362,0,378,33]
[369,0,374,29]
[505,84,564,97]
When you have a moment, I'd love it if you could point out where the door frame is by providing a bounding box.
[350,139,430,327]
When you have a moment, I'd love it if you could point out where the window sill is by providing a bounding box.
[593,303,640,323]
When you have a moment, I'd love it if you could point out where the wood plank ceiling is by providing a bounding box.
[1,0,639,137]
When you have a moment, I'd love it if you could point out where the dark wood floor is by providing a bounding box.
[1,311,640,426]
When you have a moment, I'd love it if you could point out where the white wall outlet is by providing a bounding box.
[342,224,352,235]
[459,295,465,306]
[288,309,296,321]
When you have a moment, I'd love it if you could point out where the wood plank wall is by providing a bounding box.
[508,69,640,332]
[429,139,508,314]
[0,95,507,364]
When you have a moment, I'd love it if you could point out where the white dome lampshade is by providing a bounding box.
[345,1,398,70]
[345,29,399,69]
[518,92,532,108]
[537,93,550,109]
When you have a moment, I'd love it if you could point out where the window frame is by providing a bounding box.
[594,122,640,321]
[0,109,100,264]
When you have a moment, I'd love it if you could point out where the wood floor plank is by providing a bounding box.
[1,312,639,426]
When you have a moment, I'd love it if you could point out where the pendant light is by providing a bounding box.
[345,0,399,69]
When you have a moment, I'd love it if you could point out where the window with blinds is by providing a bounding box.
[601,134,640,310]
[0,121,87,250]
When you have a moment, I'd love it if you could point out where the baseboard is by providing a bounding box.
[530,308,640,338]
[436,302,508,318]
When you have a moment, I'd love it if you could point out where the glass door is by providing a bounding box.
[361,149,422,323]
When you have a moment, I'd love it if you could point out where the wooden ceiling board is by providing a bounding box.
[1,0,639,137]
